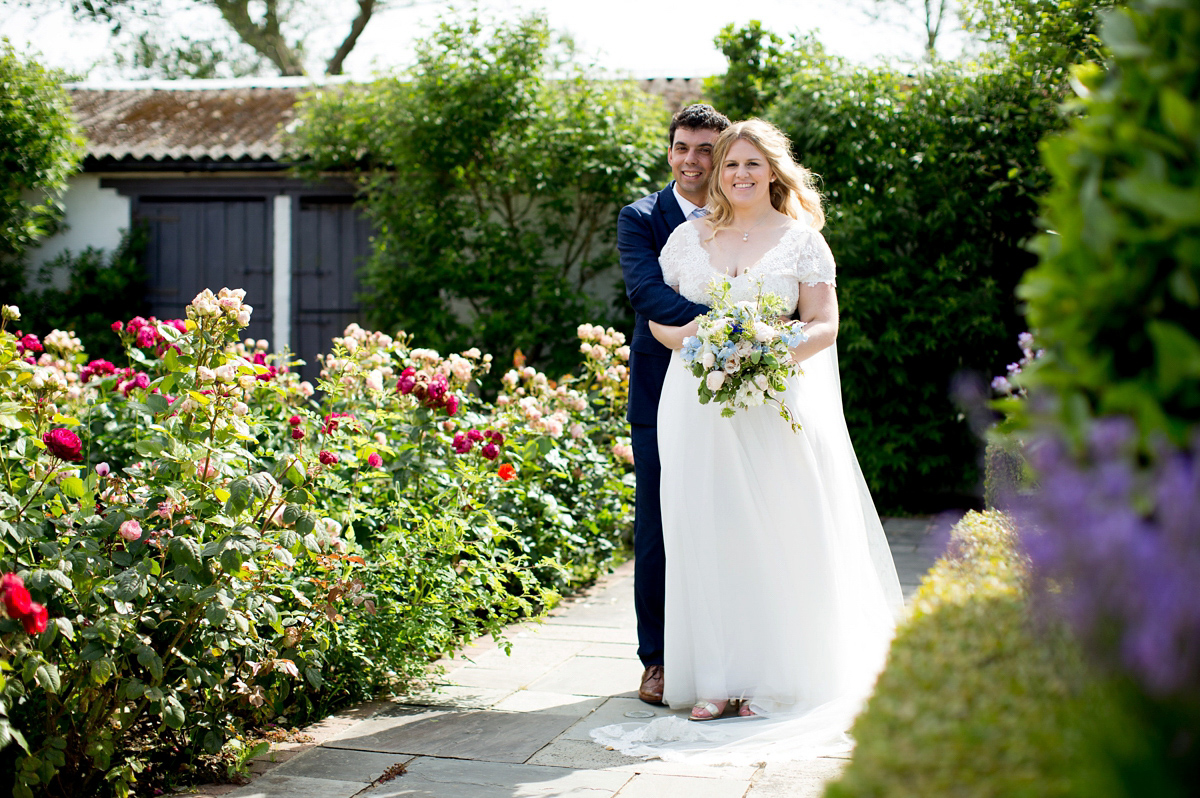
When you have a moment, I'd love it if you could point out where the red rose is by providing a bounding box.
[3,582,32,617]
[444,394,460,416]
[43,428,83,462]
[22,603,48,635]
[291,428,305,440]
[319,450,338,465]
[18,333,42,354]
[288,415,302,426]
[111,321,124,333]
[497,463,516,481]
[481,443,499,461]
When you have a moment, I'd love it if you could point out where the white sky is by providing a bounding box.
[1,0,972,80]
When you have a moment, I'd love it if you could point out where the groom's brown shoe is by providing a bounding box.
[639,665,665,705]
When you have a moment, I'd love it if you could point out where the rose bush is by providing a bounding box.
[0,293,633,797]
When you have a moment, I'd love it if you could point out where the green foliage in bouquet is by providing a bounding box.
[289,11,667,379]
[680,279,807,431]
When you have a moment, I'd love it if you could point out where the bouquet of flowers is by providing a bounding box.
[680,278,809,431]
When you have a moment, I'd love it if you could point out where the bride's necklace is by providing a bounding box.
[732,212,774,242]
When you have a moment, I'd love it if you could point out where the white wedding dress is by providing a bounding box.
[592,221,905,765]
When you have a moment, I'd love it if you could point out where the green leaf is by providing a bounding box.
[35,664,61,694]
[137,647,164,683]
[59,477,85,499]
[169,537,203,571]
[224,478,252,516]
[134,439,163,458]
[50,413,81,426]
[146,394,169,415]
[162,695,186,729]
[285,463,307,486]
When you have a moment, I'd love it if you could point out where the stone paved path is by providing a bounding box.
[187,516,947,798]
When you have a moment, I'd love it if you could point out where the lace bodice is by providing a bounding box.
[660,222,837,309]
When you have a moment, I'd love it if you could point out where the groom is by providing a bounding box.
[619,103,730,705]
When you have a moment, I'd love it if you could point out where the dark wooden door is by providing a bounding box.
[136,197,273,343]
[293,197,372,383]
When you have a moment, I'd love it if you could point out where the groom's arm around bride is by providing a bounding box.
[618,103,730,705]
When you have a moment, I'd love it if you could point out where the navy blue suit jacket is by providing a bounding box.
[619,182,710,425]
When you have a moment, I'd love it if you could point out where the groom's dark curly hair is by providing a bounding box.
[668,104,731,146]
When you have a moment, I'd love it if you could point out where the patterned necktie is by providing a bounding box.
[688,207,710,219]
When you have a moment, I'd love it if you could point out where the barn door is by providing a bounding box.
[136,197,274,343]
[292,197,372,383]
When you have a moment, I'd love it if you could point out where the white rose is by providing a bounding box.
[754,374,769,391]
[706,371,726,391]
[754,322,777,342]
[702,351,716,369]
[723,356,740,374]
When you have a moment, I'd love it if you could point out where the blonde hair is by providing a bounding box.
[705,119,825,234]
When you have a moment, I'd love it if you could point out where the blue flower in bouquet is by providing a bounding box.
[681,336,703,364]
[717,341,737,365]
[780,325,809,349]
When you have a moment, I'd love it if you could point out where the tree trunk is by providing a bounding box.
[326,0,375,75]
[212,0,306,76]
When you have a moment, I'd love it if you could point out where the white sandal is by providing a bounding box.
[689,700,728,722]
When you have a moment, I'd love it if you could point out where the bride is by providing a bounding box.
[592,119,904,764]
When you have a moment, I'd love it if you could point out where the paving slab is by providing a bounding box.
[492,690,607,718]
[225,774,364,798]
[361,757,632,797]
[514,623,637,645]
[396,685,514,710]
[527,738,759,780]
[578,642,640,659]
[325,707,580,764]
[269,747,415,783]
[558,696,680,742]
[527,655,645,697]
[442,638,591,689]
[744,757,848,797]
[613,773,753,798]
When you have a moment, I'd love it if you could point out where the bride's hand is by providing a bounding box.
[650,319,700,350]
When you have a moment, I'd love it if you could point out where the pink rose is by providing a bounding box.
[367,452,383,468]
[444,394,460,416]
[319,450,338,466]
[481,442,499,461]
[119,520,142,542]
[467,429,485,443]
[291,428,305,440]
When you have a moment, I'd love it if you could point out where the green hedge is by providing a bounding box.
[828,510,1174,798]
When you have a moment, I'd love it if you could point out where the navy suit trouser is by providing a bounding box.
[631,421,665,668]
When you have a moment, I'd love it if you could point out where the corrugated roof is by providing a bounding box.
[68,76,705,167]
[70,86,304,165]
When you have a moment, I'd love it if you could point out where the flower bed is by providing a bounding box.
[0,297,633,797]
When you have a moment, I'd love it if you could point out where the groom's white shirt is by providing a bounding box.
[672,184,703,219]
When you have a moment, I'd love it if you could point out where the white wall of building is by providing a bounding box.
[28,175,131,280]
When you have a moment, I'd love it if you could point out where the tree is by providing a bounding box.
[864,0,956,59]
[702,21,791,121]
[290,12,667,377]
[0,41,85,297]
[21,0,437,78]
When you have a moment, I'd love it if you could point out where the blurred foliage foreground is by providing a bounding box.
[829,510,1179,798]
[0,294,635,797]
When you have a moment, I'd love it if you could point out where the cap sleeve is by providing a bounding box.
[659,223,694,287]
[793,228,837,287]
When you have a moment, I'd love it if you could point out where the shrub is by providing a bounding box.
[0,294,633,796]
[290,11,667,379]
[999,0,1200,786]
[827,510,1171,798]
[16,228,150,365]
[0,43,85,297]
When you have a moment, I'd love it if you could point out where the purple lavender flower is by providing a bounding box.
[1016,422,1200,698]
